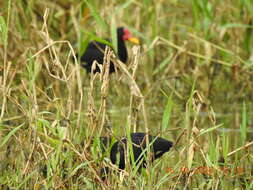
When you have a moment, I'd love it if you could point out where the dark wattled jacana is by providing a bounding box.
[79,27,139,73]
[100,133,173,180]
[109,133,173,170]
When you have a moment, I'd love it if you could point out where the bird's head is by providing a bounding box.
[117,27,139,44]
[152,137,173,159]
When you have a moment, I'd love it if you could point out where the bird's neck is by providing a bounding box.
[117,39,128,63]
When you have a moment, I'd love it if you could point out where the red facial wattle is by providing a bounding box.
[123,28,131,40]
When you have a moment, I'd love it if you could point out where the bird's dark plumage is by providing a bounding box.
[110,132,173,170]
[79,27,139,73]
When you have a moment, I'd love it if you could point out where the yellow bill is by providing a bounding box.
[128,37,140,44]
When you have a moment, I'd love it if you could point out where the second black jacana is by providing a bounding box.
[80,27,139,73]
[110,132,173,170]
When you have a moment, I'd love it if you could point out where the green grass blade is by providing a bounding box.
[110,17,118,54]
[83,0,108,31]
[240,102,247,145]
[70,162,90,176]
[115,0,135,14]
[0,16,8,47]
[222,131,229,162]
[221,23,252,29]
[126,116,135,170]
[162,93,173,131]
[78,28,91,57]
[17,169,37,189]
[152,54,172,75]
[0,123,24,148]
[198,124,223,136]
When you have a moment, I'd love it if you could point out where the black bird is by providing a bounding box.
[79,27,139,73]
[110,132,173,170]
